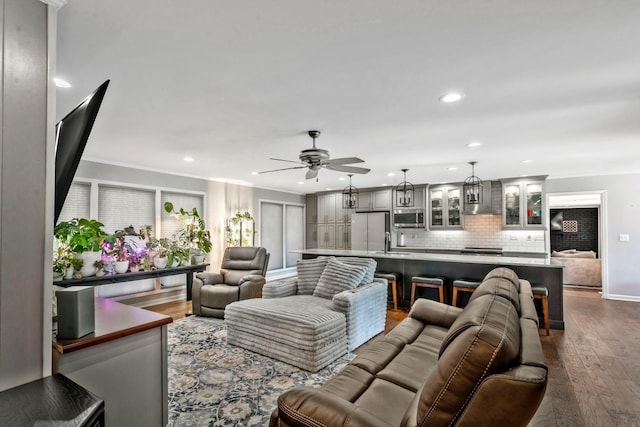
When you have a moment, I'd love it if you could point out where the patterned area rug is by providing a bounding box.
[168,316,354,426]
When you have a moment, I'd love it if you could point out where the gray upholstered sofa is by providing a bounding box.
[551,249,601,287]
[270,267,548,427]
[225,256,387,371]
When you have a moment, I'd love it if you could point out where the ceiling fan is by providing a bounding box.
[258,130,370,180]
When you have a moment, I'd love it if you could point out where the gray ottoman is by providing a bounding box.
[225,295,348,372]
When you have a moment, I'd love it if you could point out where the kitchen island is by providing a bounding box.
[293,249,565,330]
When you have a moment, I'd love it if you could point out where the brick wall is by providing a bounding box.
[549,208,599,255]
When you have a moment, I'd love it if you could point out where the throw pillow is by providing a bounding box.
[296,257,331,295]
[314,258,367,299]
[336,257,377,285]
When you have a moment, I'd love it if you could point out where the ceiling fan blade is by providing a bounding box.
[258,166,307,174]
[306,168,319,180]
[321,157,365,166]
[269,157,303,165]
[325,165,371,174]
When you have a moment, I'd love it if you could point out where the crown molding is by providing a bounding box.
[39,0,68,8]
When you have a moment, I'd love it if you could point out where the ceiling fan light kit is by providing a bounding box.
[395,168,415,207]
[463,161,483,205]
[342,174,359,209]
[257,130,370,180]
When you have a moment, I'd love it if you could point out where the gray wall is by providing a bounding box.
[0,0,50,391]
[546,173,640,299]
[76,160,305,269]
[76,160,209,193]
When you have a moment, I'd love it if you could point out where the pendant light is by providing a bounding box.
[463,161,483,205]
[342,174,359,209]
[394,169,415,207]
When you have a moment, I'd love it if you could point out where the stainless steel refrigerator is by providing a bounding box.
[351,212,390,251]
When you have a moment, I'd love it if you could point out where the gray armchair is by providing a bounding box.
[192,246,269,317]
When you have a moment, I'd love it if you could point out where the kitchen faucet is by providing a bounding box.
[384,232,391,254]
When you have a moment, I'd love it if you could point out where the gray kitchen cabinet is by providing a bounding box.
[306,223,318,249]
[317,223,336,249]
[428,184,463,229]
[357,189,392,212]
[501,176,547,229]
[336,222,351,249]
[306,194,318,223]
[317,193,336,223]
[394,185,426,210]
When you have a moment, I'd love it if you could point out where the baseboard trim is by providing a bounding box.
[109,286,186,307]
[605,293,640,303]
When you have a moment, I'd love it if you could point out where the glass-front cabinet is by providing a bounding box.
[501,176,546,229]
[428,184,463,229]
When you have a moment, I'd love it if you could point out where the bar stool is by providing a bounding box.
[374,272,401,311]
[452,279,482,307]
[410,276,445,307]
[531,285,550,336]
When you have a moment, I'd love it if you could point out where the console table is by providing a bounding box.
[54,263,209,301]
[0,373,104,426]
[52,298,172,427]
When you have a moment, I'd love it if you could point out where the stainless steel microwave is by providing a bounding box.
[393,209,425,228]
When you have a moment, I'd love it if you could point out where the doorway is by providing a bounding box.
[547,191,607,298]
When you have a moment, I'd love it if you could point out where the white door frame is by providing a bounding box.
[546,190,608,299]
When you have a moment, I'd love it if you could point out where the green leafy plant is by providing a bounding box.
[54,218,108,253]
[53,244,76,274]
[225,211,254,247]
[164,202,212,254]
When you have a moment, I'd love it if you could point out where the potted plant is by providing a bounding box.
[54,218,107,277]
[53,243,82,280]
[94,260,105,277]
[164,202,212,264]
[146,237,169,269]
[104,230,134,274]
[225,211,254,247]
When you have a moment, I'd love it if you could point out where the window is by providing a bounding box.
[98,185,155,233]
[260,201,304,271]
[161,192,204,239]
[57,182,90,224]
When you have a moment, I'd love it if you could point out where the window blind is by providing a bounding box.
[160,192,204,239]
[260,202,284,270]
[98,185,155,233]
[285,205,304,268]
[57,182,90,223]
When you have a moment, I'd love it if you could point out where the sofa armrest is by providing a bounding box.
[274,387,394,427]
[191,277,205,316]
[262,277,298,299]
[409,298,463,329]
[196,272,224,285]
[332,280,387,351]
[238,275,266,300]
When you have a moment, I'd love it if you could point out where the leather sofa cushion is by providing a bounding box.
[468,276,522,314]
[483,266,521,291]
[419,293,521,425]
[353,379,416,426]
[221,246,268,271]
[320,365,374,402]
[199,284,239,309]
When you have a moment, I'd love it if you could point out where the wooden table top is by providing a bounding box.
[52,298,172,354]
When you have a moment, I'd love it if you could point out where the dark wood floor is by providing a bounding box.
[147,287,640,426]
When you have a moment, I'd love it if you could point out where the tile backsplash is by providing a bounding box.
[395,215,546,252]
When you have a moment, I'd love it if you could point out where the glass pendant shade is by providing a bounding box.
[463,161,483,205]
[395,169,415,207]
[342,174,359,209]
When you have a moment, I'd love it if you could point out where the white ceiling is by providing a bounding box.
[56,0,640,194]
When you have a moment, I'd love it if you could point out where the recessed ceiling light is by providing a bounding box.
[467,141,482,148]
[381,184,388,187]
[439,92,463,103]
[521,159,533,164]
[338,177,345,181]
[251,171,259,175]
[183,157,194,162]
[298,181,304,185]
[387,172,395,177]
[54,77,71,88]
[447,166,457,171]
[325,188,332,191]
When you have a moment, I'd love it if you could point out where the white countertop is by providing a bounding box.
[293,249,564,268]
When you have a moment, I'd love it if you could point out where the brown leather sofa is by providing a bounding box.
[270,267,547,427]
[192,246,269,318]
